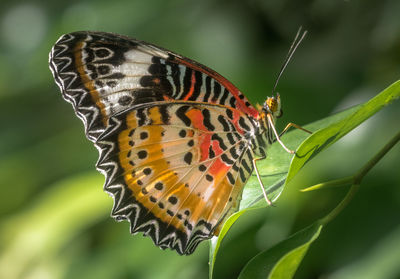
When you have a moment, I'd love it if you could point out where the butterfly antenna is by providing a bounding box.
[272,27,308,95]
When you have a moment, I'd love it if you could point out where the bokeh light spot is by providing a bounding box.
[1,4,47,52]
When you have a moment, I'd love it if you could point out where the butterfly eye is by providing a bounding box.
[277,109,283,118]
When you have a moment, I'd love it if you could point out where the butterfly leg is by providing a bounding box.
[279,122,312,138]
[252,157,274,206]
[267,114,296,154]
[267,114,312,154]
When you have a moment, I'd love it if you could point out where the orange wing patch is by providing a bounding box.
[114,103,252,237]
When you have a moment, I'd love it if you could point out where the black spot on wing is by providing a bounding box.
[188,71,202,101]
[155,182,164,190]
[168,196,178,205]
[211,134,227,150]
[131,88,165,104]
[239,117,250,132]
[169,62,182,98]
[118,95,133,106]
[184,152,193,165]
[208,145,215,158]
[202,109,215,131]
[179,129,187,138]
[241,158,251,174]
[204,75,212,102]
[229,146,240,159]
[220,88,229,105]
[227,133,236,145]
[221,154,234,165]
[218,115,231,132]
[226,108,233,119]
[227,172,235,185]
[229,97,236,108]
[167,210,174,216]
[136,107,147,126]
[138,150,148,159]
[212,82,221,102]
[182,67,192,98]
[232,162,239,172]
[148,62,168,75]
[176,105,191,126]
[140,131,148,139]
[239,167,246,182]
[139,75,173,98]
[158,105,170,124]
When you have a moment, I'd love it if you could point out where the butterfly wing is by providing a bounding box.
[49,31,261,254]
[96,101,256,254]
[49,31,258,142]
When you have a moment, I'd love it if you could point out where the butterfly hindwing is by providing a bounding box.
[49,31,258,142]
[96,101,256,254]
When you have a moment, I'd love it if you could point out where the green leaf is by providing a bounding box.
[209,80,400,278]
[238,222,323,279]
[287,80,400,184]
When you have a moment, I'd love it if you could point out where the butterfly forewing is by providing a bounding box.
[49,31,260,254]
[49,31,258,142]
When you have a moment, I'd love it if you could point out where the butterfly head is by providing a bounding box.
[256,93,282,138]
[262,93,282,120]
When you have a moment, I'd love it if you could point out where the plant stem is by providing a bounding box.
[319,130,400,225]
[300,176,353,192]
[354,130,400,184]
[319,183,360,225]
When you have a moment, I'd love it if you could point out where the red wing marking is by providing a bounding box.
[175,57,259,118]
[183,70,196,101]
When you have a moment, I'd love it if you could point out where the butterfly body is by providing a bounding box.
[49,31,282,254]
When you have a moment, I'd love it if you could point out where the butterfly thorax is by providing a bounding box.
[251,94,282,158]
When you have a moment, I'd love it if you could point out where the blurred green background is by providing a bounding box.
[1,0,399,278]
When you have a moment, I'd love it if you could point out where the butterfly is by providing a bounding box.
[49,30,309,255]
